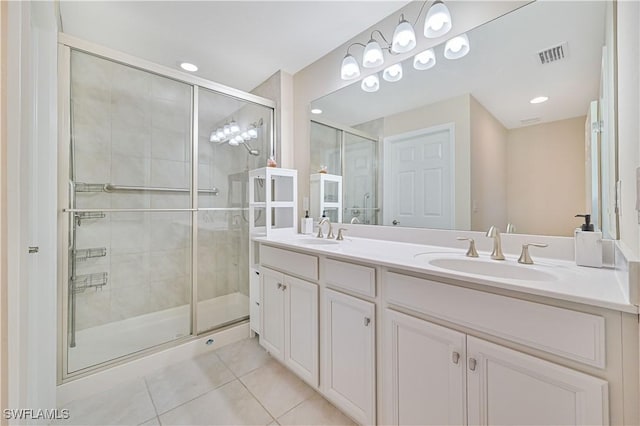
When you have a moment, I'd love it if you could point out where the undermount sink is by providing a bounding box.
[298,238,340,245]
[427,257,557,282]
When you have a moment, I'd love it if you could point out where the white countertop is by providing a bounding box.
[255,234,638,314]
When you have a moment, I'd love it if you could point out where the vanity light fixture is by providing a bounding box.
[413,48,436,70]
[530,96,549,104]
[311,108,323,114]
[424,0,452,38]
[210,119,261,146]
[391,15,417,53]
[383,63,403,82]
[247,126,258,139]
[361,74,380,92]
[363,38,385,68]
[444,33,470,59]
[341,53,361,80]
[179,62,198,72]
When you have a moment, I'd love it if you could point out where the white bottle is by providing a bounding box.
[300,210,314,235]
[574,214,602,268]
[574,229,603,267]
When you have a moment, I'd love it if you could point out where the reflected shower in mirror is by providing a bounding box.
[310,1,618,238]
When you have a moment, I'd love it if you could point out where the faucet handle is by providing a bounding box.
[336,228,347,241]
[518,243,548,264]
[457,237,479,258]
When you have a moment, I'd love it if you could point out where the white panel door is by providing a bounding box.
[259,267,285,360]
[384,125,454,228]
[322,289,376,425]
[284,275,318,386]
[383,309,466,425]
[467,336,609,426]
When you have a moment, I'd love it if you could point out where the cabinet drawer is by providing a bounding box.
[260,245,318,281]
[385,271,606,368]
[325,258,375,297]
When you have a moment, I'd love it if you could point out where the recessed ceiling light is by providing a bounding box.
[180,62,198,72]
[530,96,549,104]
[311,108,323,115]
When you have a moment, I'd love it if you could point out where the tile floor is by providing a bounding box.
[55,337,355,426]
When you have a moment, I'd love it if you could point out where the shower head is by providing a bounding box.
[241,143,260,156]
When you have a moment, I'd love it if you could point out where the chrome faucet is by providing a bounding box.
[317,217,335,239]
[486,226,505,260]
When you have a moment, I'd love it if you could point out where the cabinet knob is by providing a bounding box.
[468,357,477,371]
[282,284,287,291]
[277,283,282,289]
[452,351,460,364]
[364,317,371,327]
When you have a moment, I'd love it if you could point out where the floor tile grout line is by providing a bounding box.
[236,374,277,424]
[143,351,236,418]
[272,390,317,423]
[143,377,161,419]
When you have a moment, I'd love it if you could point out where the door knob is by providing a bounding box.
[392,220,400,225]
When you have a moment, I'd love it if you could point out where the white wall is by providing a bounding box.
[470,96,508,232]
[617,0,640,259]
[507,117,586,237]
[0,0,8,421]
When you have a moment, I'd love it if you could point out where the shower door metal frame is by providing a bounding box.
[57,33,276,383]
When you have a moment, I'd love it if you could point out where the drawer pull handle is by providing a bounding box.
[364,317,371,327]
[282,285,287,291]
[277,283,282,289]
[469,357,477,371]
[452,352,460,364]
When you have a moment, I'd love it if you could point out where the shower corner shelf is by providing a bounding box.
[74,247,107,262]
[72,272,108,293]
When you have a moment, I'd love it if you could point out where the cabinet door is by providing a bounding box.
[284,275,318,386]
[249,268,261,333]
[322,289,375,425]
[382,309,466,425]
[259,267,285,360]
[467,336,608,426]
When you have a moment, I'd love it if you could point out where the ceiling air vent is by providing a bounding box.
[537,42,569,65]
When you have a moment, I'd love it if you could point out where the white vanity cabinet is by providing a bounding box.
[383,309,467,425]
[383,309,609,426]
[322,288,376,425]
[466,336,608,426]
[259,266,319,386]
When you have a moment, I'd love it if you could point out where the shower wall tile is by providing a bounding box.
[151,127,187,162]
[151,75,190,103]
[111,193,151,210]
[111,286,152,321]
[150,159,189,188]
[111,219,148,255]
[75,288,111,331]
[112,154,151,186]
[150,193,190,209]
[151,98,190,133]
[148,249,189,282]
[112,124,152,159]
[110,252,147,289]
[149,277,190,312]
[75,147,112,183]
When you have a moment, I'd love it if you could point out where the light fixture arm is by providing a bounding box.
[346,42,367,55]
[412,0,431,26]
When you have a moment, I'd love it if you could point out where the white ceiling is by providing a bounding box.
[59,0,410,92]
[312,1,606,129]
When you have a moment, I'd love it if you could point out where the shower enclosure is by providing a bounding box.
[58,36,275,381]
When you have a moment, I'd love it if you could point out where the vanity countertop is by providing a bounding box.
[255,234,638,314]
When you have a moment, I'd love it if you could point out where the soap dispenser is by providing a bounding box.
[301,210,313,235]
[574,214,602,267]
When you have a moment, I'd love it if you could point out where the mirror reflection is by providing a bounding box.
[310,1,617,237]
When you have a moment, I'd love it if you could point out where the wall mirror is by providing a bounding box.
[310,0,618,238]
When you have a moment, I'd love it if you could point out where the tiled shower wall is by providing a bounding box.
[71,51,253,331]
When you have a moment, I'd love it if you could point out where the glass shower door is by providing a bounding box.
[67,50,193,373]
[196,88,271,333]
